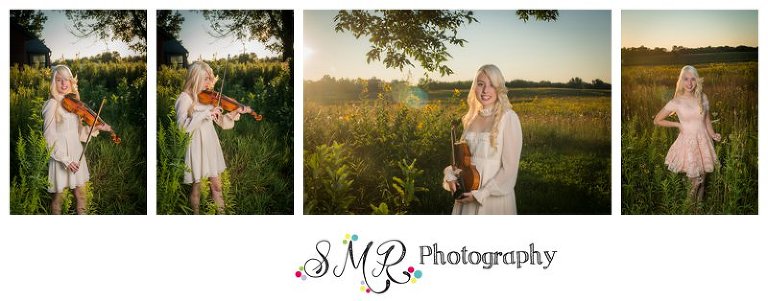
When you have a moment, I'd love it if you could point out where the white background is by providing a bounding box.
[1,1,766,300]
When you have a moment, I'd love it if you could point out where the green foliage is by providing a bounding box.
[305,82,611,214]
[11,10,47,38]
[10,130,51,215]
[304,142,356,214]
[334,10,477,77]
[370,202,390,215]
[389,159,428,214]
[157,113,192,214]
[621,62,757,214]
[10,61,147,215]
[156,60,293,215]
[157,10,184,38]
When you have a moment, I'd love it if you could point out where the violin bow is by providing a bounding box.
[79,97,106,163]
[217,61,229,109]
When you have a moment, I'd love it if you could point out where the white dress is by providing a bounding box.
[443,109,523,215]
[42,98,99,193]
[175,92,239,184]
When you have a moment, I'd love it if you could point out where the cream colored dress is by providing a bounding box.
[443,109,523,215]
[175,92,240,184]
[42,98,100,193]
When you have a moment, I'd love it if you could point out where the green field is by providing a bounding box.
[304,84,611,215]
[621,62,758,214]
[156,61,293,215]
[10,61,147,215]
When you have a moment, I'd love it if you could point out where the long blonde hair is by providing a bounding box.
[183,61,217,115]
[49,65,79,122]
[461,64,511,150]
[674,65,704,114]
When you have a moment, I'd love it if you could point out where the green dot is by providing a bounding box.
[343,240,347,244]
[298,266,304,271]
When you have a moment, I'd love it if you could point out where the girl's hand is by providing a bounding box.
[239,106,253,114]
[95,123,112,132]
[67,161,80,173]
[455,192,476,204]
[447,180,457,193]
[211,107,223,120]
[711,133,722,142]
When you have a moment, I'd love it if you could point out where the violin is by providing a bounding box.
[62,93,121,144]
[198,89,263,121]
[451,120,480,200]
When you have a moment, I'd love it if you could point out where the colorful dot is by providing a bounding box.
[352,234,358,241]
[414,270,423,278]
[366,288,371,293]
[407,266,415,273]
[301,275,307,280]
[360,286,366,292]
[298,266,304,271]
[410,278,417,284]
[345,233,351,239]
[343,240,347,244]
[360,281,365,285]
[295,271,302,278]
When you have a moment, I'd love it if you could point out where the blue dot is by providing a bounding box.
[360,280,365,285]
[301,275,307,280]
[414,270,423,279]
[352,234,358,241]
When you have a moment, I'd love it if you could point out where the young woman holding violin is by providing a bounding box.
[43,65,114,215]
[443,64,523,215]
[175,61,259,215]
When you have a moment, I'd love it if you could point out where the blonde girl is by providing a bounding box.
[43,65,112,214]
[653,65,720,207]
[443,64,523,215]
[175,61,252,214]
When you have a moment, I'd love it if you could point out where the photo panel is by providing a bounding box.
[621,10,758,215]
[156,10,294,215]
[304,10,611,215]
[10,10,148,215]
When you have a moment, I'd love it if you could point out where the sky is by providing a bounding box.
[304,10,611,83]
[41,11,142,60]
[175,11,279,61]
[622,10,758,49]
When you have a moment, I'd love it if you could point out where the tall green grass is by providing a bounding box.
[156,61,293,215]
[304,83,611,214]
[10,62,147,215]
[621,62,757,214]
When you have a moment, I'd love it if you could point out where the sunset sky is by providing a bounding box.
[304,10,611,83]
[622,10,757,49]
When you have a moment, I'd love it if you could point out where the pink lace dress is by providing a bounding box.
[663,97,718,178]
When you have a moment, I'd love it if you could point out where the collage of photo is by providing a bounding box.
[7,9,758,215]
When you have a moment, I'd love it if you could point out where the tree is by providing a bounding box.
[65,10,147,53]
[158,10,184,39]
[10,10,47,39]
[202,10,293,63]
[334,10,558,77]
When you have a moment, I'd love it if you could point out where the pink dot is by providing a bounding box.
[408,266,415,273]
[295,271,302,278]
[366,289,371,293]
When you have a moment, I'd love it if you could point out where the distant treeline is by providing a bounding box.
[622,45,758,66]
[304,75,610,103]
[53,51,147,65]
